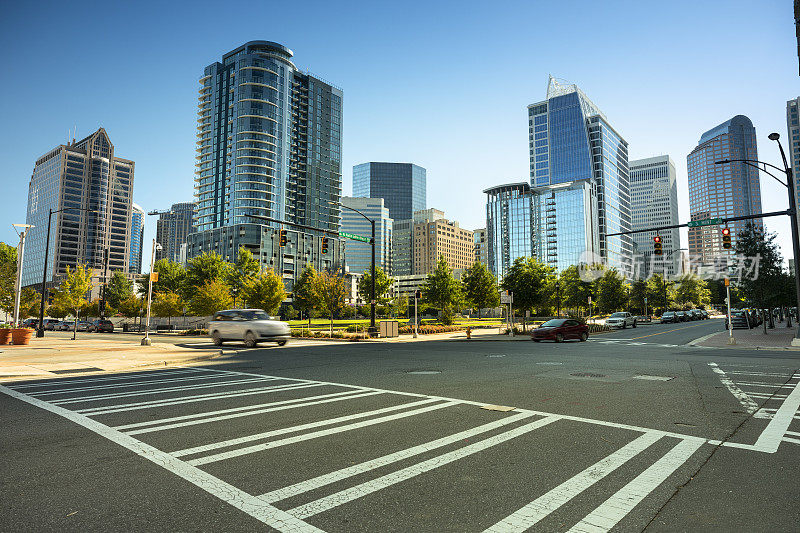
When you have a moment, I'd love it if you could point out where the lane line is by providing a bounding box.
[708,363,758,414]
[483,432,664,532]
[567,438,704,533]
[259,411,537,503]
[0,384,322,532]
[6,368,206,389]
[288,416,562,519]
[734,382,798,389]
[783,437,800,445]
[753,378,800,453]
[185,400,457,466]
[125,390,385,435]
[28,373,236,396]
[626,323,707,340]
[786,430,800,437]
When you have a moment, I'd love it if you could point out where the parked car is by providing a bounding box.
[88,319,114,333]
[605,312,637,329]
[209,309,290,347]
[661,311,678,324]
[43,319,61,330]
[76,321,91,332]
[22,318,39,329]
[698,309,709,319]
[674,311,687,322]
[686,310,700,321]
[531,318,589,343]
[57,321,75,331]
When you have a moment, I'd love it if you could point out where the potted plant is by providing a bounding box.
[11,326,34,345]
[0,325,11,345]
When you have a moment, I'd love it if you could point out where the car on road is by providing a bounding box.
[725,309,752,329]
[88,319,114,333]
[605,312,637,329]
[209,309,290,347]
[660,311,678,324]
[531,318,589,343]
[22,318,39,329]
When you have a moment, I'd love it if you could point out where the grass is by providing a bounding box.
[287,317,505,332]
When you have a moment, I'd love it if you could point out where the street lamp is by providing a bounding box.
[12,224,34,327]
[715,133,800,344]
[37,207,98,338]
[333,201,377,337]
[141,239,163,346]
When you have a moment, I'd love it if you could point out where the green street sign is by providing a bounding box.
[339,231,371,243]
[687,218,721,228]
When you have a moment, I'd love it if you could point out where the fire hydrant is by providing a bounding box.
[466,326,472,340]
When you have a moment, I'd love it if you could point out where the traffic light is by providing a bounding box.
[279,229,287,247]
[321,237,329,254]
[653,235,663,255]
[414,290,421,299]
[722,227,731,249]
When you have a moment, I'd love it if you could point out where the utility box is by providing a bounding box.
[379,320,399,338]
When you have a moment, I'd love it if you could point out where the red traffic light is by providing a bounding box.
[653,235,662,243]
[721,227,730,236]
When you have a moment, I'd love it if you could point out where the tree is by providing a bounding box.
[293,264,320,327]
[390,295,409,318]
[18,287,41,319]
[628,279,648,315]
[47,305,70,319]
[735,223,784,310]
[422,256,463,324]
[118,294,144,320]
[461,262,500,317]
[105,271,133,309]
[560,265,594,317]
[241,268,286,315]
[674,274,711,308]
[500,257,555,329]
[51,265,93,339]
[314,270,347,334]
[85,299,116,319]
[647,273,675,314]
[139,258,187,297]
[357,265,393,305]
[228,247,260,307]
[0,242,17,317]
[185,252,230,296]
[594,268,629,313]
[189,279,233,317]
[152,291,185,325]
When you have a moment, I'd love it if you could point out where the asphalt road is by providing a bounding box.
[3,319,799,532]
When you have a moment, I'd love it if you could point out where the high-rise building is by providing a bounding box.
[154,202,196,263]
[21,128,134,288]
[340,197,393,275]
[413,215,473,275]
[687,115,763,262]
[473,228,488,266]
[787,97,800,231]
[353,162,426,221]
[187,41,344,289]
[130,203,145,274]
[392,208,445,276]
[484,183,532,280]
[629,156,680,278]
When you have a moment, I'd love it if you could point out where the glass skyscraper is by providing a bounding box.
[687,115,762,262]
[352,162,426,221]
[154,202,196,263]
[340,197,392,275]
[787,97,800,233]
[129,203,144,274]
[484,183,533,279]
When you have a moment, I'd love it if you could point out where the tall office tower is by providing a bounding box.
[687,115,763,262]
[129,203,145,274]
[352,162,426,221]
[340,197,392,275]
[153,202,196,263]
[188,41,344,289]
[392,208,445,276]
[21,128,134,288]
[787,97,800,232]
[484,183,533,280]
[473,228,488,266]
[527,77,633,274]
[629,156,680,278]
[413,214,473,275]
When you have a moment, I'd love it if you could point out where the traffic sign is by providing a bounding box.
[687,218,721,228]
[339,231,370,243]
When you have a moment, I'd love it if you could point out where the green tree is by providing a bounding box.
[314,270,347,334]
[594,268,629,313]
[152,291,185,325]
[189,279,233,317]
[674,274,711,308]
[390,295,409,318]
[228,247,261,307]
[85,299,117,319]
[51,265,93,339]
[118,294,144,320]
[500,257,555,329]
[735,223,784,309]
[0,242,17,316]
[357,265,393,305]
[47,305,70,319]
[138,258,187,296]
[185,252,231,296]
[421,256,463,324]
[293,264,320,327]
[241,268,286,315]
[18,287,41,319]
[105,271,133,309]
[560,265,594,317]
[646,273,675,313]
[461,262,500,317]
[628,279,649,315]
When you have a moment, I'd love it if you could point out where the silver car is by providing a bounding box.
[209,309,290,348]
[605,312,637,329]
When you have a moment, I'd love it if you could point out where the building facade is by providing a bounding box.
[629,156,680,278]
[130,203,145,274]
[787,97,800,232]
[352,162,426,221]
[484,183,533,280]
[392,208,445,277]
[413,216,473,275]
[188,41,344,291]
[473,228,488,266]
[22,128,134,288]
[687,115,763,262]
[154,202,196,263]
[340,196,393,275]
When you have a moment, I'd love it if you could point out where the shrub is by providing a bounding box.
[185,328,208,335]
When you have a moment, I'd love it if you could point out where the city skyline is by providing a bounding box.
[0,1,797,269]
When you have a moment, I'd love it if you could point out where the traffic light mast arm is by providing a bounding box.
[605,209,789,238]
[244,214,339,237]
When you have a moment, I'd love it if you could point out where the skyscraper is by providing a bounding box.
[787,97,800,232]
[392,208,445,277]
[629,156,680,278]
[22,128,134,288]
[130,203,145,274]
[687,115,763,262]
[340,197,392,275]
[187,41,344,288]
[413,214,473,275]
[473,228,488,266]
[484,183,532,279]
[154,202,196,263]
[353,162,426,221]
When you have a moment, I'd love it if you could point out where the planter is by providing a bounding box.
[0,329,11,345]
[11,328,34,345]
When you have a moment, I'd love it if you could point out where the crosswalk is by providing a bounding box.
[0,366,723,532]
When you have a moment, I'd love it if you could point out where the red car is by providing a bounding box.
[531,318,589,343]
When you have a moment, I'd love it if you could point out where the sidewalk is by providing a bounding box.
[0,336,225,381]
[691,321,800,350]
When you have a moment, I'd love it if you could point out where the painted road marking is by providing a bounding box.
[708,363,758,414]
[627,323,707,340]
[567,438,703,533]
[633,375,674,382]
[483,432,664,532]
[28,372,230,396]
[753,377,800,453]
[6,367,204,389]
[185,400,457,466]
[287,416,562,519]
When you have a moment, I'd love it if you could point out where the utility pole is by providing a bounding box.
[141,239,161,346]
[725,277,735,345]
[12,224,33,327]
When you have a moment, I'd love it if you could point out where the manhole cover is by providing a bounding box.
[570,372,607,378]
[406,370,441,375]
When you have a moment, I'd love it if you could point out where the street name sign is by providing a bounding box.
[687,218,721,228]
[339,231,370,243]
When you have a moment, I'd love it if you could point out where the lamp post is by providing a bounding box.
[715,133,800,344]
[12,224,34,327]
[335,202,377,337]
[37,207,97,338]
[141,239,162,346]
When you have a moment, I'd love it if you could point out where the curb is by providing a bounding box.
[687,330,800,351]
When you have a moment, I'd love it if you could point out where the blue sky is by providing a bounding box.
[0,0,797,266]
